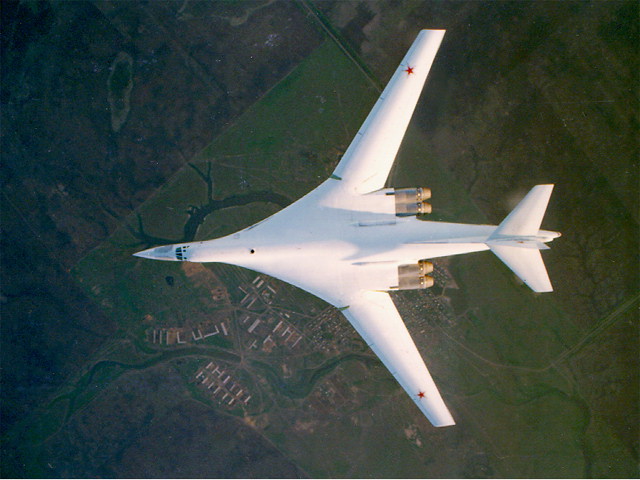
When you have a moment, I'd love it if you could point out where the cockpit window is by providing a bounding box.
[175,245,189,261]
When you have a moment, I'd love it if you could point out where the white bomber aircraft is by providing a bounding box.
[135,30,561,427]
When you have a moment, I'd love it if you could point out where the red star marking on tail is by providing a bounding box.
[404,66,415,75]
[417,391,425,399]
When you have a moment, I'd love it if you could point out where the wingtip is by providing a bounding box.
[419,28,446,39]
[420,399,456,427]
[430,411,456,427]
[434,420,456,428]
[533,285,554,293]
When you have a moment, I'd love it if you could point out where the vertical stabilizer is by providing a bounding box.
[490,184,554,237]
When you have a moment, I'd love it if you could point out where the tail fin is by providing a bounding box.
[491,185,554,237]
[487,185,556,293]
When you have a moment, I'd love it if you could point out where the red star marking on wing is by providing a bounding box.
[417,391,425,399]
[404,65,415,75]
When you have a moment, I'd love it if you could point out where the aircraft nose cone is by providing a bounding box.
[133,245,177,261]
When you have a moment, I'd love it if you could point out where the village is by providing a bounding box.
[146,319,230,346]
[194,361,251,408]
[305,307,357,353]
[236,275,306,353]
[143,258,459,410]
[147,272,361,409]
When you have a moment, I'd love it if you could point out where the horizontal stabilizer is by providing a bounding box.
[488,239,550,250]
[490,244,553,292]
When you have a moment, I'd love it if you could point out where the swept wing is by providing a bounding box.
[343,291,455,426]
[332,29,445,193]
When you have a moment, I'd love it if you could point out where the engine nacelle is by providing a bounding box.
[396,260,434,290]
[394,187,432,216]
